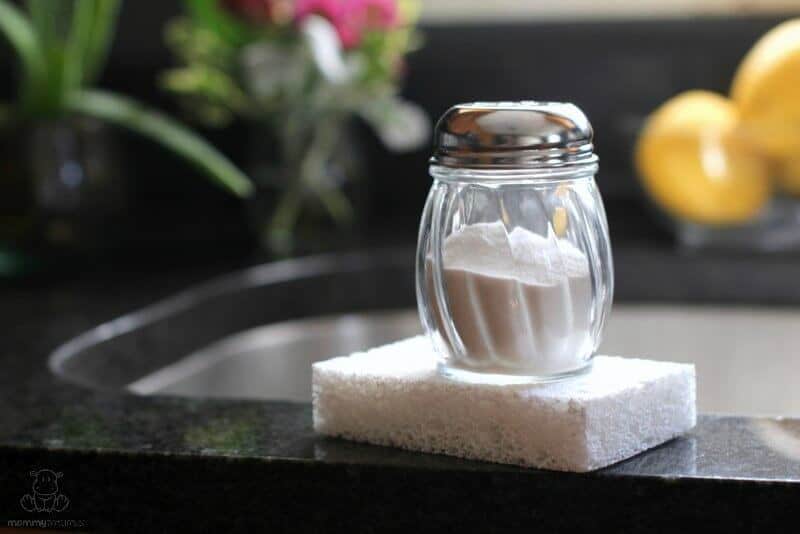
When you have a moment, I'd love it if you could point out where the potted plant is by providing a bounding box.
[163,0,428,254]
[0,0,252,275]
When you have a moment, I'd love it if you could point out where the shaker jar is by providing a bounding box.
[416,102,614,383]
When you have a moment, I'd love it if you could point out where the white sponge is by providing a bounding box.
[313,336,696,472]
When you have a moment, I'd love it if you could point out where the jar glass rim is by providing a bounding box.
[429,163,598,184]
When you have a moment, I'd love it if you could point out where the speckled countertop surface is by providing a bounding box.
[1,246,800,532]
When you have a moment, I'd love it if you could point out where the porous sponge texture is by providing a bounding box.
[313,336,696,472]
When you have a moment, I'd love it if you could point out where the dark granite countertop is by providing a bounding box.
[1,244,800,532]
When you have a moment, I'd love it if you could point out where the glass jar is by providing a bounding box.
[416,102,614,383]
[0,117,129,276]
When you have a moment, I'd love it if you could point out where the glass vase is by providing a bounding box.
[675,196,800,252]
[246,117,366,256]
[0,117,128,276]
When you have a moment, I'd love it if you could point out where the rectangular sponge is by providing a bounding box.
[313,336,696,472]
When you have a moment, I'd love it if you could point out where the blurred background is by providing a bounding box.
[2,0,800,464]
[2,0,800,283]
[4,5,800,526]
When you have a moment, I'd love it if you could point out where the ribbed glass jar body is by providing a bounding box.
[416,164,613,383]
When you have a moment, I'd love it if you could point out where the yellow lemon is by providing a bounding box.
[635,90,771,225]
[731,18,800,158]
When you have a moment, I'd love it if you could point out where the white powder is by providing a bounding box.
[427,221,594,375]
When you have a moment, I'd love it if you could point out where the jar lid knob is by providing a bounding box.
[431,101,598,169]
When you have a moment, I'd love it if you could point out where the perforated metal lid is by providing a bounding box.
[430,101,598,170]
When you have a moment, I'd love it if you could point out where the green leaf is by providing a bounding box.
[26,0,72,48]
[65,89,253,197]
[62,0,93,93]
[161,65,249,125]
[0,0,47,109]
[86,0,122,83]
[82,0,122,84]
[26,0,73,109]
[184,0,253,46]
[64,0,121,90]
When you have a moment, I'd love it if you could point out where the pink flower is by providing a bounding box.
[294,0,398,49]
[221,0,293,25]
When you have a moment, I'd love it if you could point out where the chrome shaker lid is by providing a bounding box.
[430,101,598,169]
